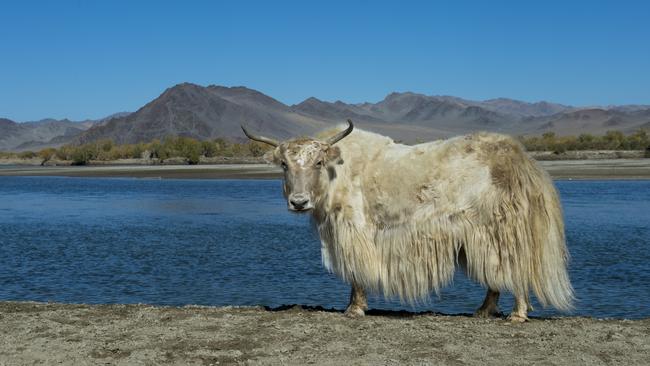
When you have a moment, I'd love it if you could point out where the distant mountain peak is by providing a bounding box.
[174,81,202,88]
[384,91,423,99]
[0,118,17,126]
[302,96,323,103]
[208,84,256,92]
[162,82,205,95]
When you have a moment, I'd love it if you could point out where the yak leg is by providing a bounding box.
[507,294,530,323]
[344,282,368,318]
[474,289,500,318]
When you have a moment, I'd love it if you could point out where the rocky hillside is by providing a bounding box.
[0,118,90,151]
[291,92,649,139]
[0,113,129,151]
[2,83,649,150]
[74,83,326,145]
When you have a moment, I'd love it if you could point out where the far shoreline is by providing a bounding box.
[1,159,650,180]
[0,163,282,180]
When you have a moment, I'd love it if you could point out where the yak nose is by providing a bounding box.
[289,194,310,210]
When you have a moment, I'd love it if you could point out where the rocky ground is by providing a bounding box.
[0,302,648,365]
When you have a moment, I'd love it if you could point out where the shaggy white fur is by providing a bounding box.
[313,128,574,315]
[254,124,574,319]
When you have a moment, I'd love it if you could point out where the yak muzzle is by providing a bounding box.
[288,193,313,212]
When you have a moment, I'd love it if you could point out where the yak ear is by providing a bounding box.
[326,146,342,163]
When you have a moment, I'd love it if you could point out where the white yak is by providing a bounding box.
[243,120,573,322]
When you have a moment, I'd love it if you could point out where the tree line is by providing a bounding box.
[2,136,272,165]
[2,129,649,165]
[518,130,649,153]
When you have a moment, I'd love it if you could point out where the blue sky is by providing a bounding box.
[1,0,649,121]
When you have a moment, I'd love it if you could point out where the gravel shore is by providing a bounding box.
[1,302,649,365]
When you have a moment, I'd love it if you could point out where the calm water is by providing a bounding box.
[1,176,649,319]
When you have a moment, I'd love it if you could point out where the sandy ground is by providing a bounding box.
[538,159,650,179]
[0,302,648,365]
[0,159,649,180]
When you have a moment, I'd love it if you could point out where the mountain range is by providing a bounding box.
[1,82,649,151]
[0,113,129,151]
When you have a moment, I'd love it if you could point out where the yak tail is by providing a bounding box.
[528,178,575,312]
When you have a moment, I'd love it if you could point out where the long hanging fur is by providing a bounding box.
[314,128,574,311]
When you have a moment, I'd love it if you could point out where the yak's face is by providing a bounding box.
[267,139,341,212]
[241,119,353,212]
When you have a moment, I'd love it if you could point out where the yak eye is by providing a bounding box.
[315,160,323,168]
[281,161,288,170]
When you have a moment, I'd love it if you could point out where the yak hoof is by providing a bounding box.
[507,313,529,323]
[344,305,365,318]
[474,307,500,319]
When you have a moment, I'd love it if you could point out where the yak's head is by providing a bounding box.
[242,120,353,212]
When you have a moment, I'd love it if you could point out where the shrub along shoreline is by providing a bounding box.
[1,130,649,166]
[0,136,273,166]
[519,130,649,153]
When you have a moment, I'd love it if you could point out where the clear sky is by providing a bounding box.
[1,0,649,121]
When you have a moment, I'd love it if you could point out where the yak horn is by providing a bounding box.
[326,119,354,145]
[240,125,279,147]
